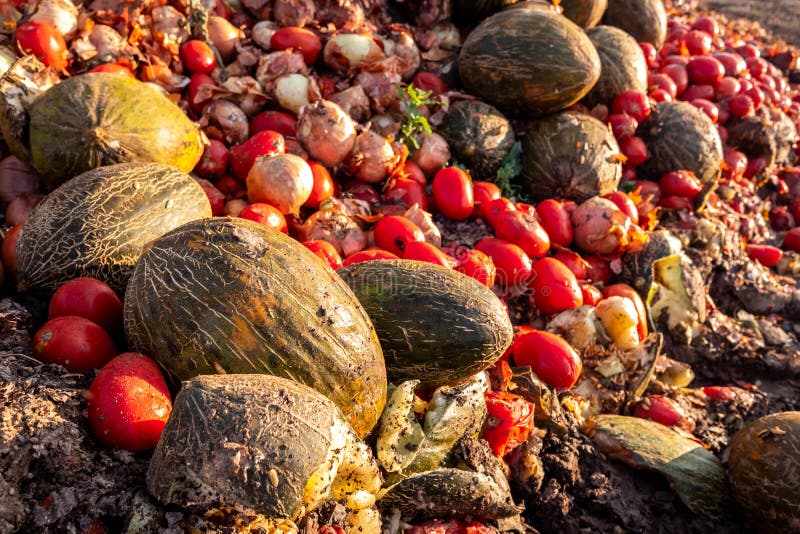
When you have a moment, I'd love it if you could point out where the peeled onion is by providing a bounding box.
[0,156,39,209]
[323,34,385,72]
[246,154,313,214]
[571,197,632,256]
[411,132,450,175]
[347,130,397,183]
[207,16,243,61]
[274,74,316,115]
[297,100,357,167]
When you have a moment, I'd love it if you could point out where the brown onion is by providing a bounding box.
[246,154,313,214]
[0,156,39,209]
[347,130,398,183]
[323,34,385,73]
[223,198,249,217]
[571,197,632,256]
[300,203,367,256]
[411,132,450,175]
[6,193,44,226]
[200,100,249,145]
[207,16,243,61]
[297,100,357,167]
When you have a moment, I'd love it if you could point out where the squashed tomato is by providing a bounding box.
[302,240,342,269]
[453,248,496,287]
[482,391,535,457]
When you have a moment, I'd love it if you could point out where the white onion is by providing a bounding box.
[274,73,313,115]
[297,100,357,167]
[347,130,397,183]
[246,154,313,215]
[410,132,450,175]
[323,34,385,73]
[0,156,39,209]
[29,0,78,39]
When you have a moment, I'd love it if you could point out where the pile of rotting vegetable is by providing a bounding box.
[1,0,800,532]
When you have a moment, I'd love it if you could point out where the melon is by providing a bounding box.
[602,0,667,47]
[584,25,648,107]
[560,0,607,29]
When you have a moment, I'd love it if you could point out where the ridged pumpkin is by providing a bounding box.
[560,0,607,29]
[123,217,387,438]
[584,25,648,107]
[16,163,211,293]
[457,5,601,118]
[602,0,667,47]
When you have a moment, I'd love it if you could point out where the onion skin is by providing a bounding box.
[0,156,39,209]
[411,133,450,175]
[348,130,397,183]
[297,100,357,167]
[571,197,631,256]
[246,154,313,215]
[323,34,385,73]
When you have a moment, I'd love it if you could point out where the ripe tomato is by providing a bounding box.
[484,197,517,228]
[49,278,123,338]
[398,160,427,186]
[383,177,428,210]
[648,89,672,104]
[513,330,582,390]
[472,181,501,219]
[373,215,425,256]
[608,113,639,141]
[783,227,800,252]
[88,63,133,76]
[687,56,725,86]
[494,210,550,259]
[474,237,532,287]
[659,195,693,210]
[87,353,172,452]
[453,248,496,287]
[712,52,746,76]
[633,395,686,428]
[270,27,322,66]
[529,257,583,316]
[230,130,286,180]
[603,191,639,225]
[691,16,719,37]
[611,91,651,123]
[684,29,712,55]
[432,167,474,221]
[716,76,741,100]
[33,316,117,373]
[580,283,603,306]
[535,199,573,247]
[691,98,719,123]
[180,40,217,74]
[647,73,678,99]
[238,203,288,233]
[302,240,343,269]
[403,241,455,267]
[745,244,782,267]
[619,136,648,167]
[411,71,448,95]
[498,324,535,364]
[194,139,230,179]
[702,386,739,401]
[342,248,399,266]
[249,110,297,137]
[14,21,68,70]
[639,42,658,67]
[186,73,215,114]
[728,94,755,118]
[746,57,768,79]
[584,256,611,284]
[482,391,535,457]
[2,223,23,277]
[552,249,589,280]
[659,63,689,95]
[603,283,648,340]
[195,178,226,216]
[303,161,335,208]
[342,180,381,204]
[659,170,703,201]
[680,84,716,103]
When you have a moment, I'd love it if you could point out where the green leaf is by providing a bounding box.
[397,84,441,151]
[494,141,529,200]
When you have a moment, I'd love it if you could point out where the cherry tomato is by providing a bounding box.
[603,191,639,225]
[633,395,686,428]
[49,278,123,338]
[249,110,297,137]
[691,16,719,37]
[401,160,428,186]
[342,248,399,266]
[484,197,517,228]
[195,178,226,216]
[783,227,800,252]
[33,316,117,373]
[302,240,343,269]
[529,257,582,316]
[702,386,739,401]
[660,63,689,95]
[474,237,532,287]
[619,136,648,167]
[712,52,746,76]
[716,76,741,100]
[608,113,639,141]
[535,199,573,247]
[683,30,712,55]
[270,27,322,66]
[238,203,288,233]
[2,223,23,277]
[230,130,286,180]
[584,256,611,284]
[186,73,215,114]
[432,167,474,221]
[342,180,380,204]
[580,283,603,306]
[687,56,725,86]
[472,181,501,219]
[494,210,551,259]
[639,42,658,67]
[402,241,455,267]
[194,139,230,179]
[611,91,651,123]
[603,283,648,340]
[482,391,535,457]
[659,170,703,200]
[728,94,755,117]
[373,215,425,256]
[88,63,133,76]
[303,161,335,209]
[411,71,448,95]
[14,21,68,70]
[513,330,582,391]
[552,249,589,280]
[383,177,428,210]
[180,40,217,74]
[453,248,496,288]
[648,72,677,99]
[746,244,782,267]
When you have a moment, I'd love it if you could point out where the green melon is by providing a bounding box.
[584,25,648,107]
[602,0,667,47]
[560,0,607,29]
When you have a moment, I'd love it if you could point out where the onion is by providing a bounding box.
[323,34,385,73]
[273,74,318,115]
[200,100,249,145]
[300,203,367,256]
[347,130,397,183]
[251,21,277,50]
[404,204,441,247]
[0,156,39,209]
[380,28,420,80]
[223,198,249,217]
[595,296,641,350]
[246,154,313,214]
[432,22,462,49]
[29,0,79,39]
[297,100,357,167]
[273,0,316,27]
[571,197,632,256]
[410,132,450,175]
[6,193,44,226]
[207,16,243,62]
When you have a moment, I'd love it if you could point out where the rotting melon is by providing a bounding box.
[457,6,601,118]
[520,111,622,203]
[560,0,607,29]
[27,73,204,189]
[636,101,723,184]
[602,0,667,47]
[584,25,648,107]
[336,260,513,388]
[123,217,387,438]
[16,163,211,294]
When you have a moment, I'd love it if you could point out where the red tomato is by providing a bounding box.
[14,21,68,70]
[648,88,672,104]
[49,278,123,338]
[608,113,639,141]
[373,215,425,256]
[180,40,217,74]
[238,203,288,233]
[647,72,678,99]
[716,76,741,100]
[186,73,215,114]
[783,227,800,252]
[494,210,551,259]
[679,84,715,102]
[482,391,535,457]
[270,27,322,66]
[193,139,230,179]
[498,325,535,364]
[746,57,768,79]
[660,63,689,95]
[249,110,297,137]
[195,178,226,216]
[383,177,428,210]
[214,175,245,197]
[88,63,133,76]
[659,170,703,200]
[702,386,739,401]
[683,30,712,55]
[691,98,719,123]
[230,130,286,180]
[639,42,658,67]
[580,283,603,306]
[87,353,172,452]
[603,191,639,225]
[735,43,760,59]
[552,249,589,280]
[411,71,448,95]
[403,241,455,267]
[535,199,573,247]
[484,197,517,228]
[474,237,532,287]
[746,244,782,267]
[687,56,725,86]
[529,257,583,316]
[303,161,335,208]
[342,248,399,266]
[712,52,747,76]
[302,240,343,269]
[744,85,764,109]
[33,316,117,373]
[611,91,651,123]
[584,256,611,284]
[691,16,719,37]
[2,223,22,277]
[513,330,582,390]
[401,160,428,186]
[728,94,755,117]
[633,395,686,427]
[342,180,381,204]
[659,195,694,210]
[454,248,496,287]
[619,136,648,167]
[515,202,537,217]
[472,181,501,219]
[432,167,474,221]
[603,283,648,340]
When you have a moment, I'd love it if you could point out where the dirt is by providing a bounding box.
[701,0,800,47]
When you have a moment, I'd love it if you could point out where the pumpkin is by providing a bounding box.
[123,217,387,438]
[602,0,667,47]
[520,111,622,203]
[457,5,601,118]
[16,163,211,294]
[560,0,607,29]
[437,100,515,181]
[583,25,648,107]
[27,73,204,188]
[147,374,382,520]
[636,101,723,184]
[336,260,513,388]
